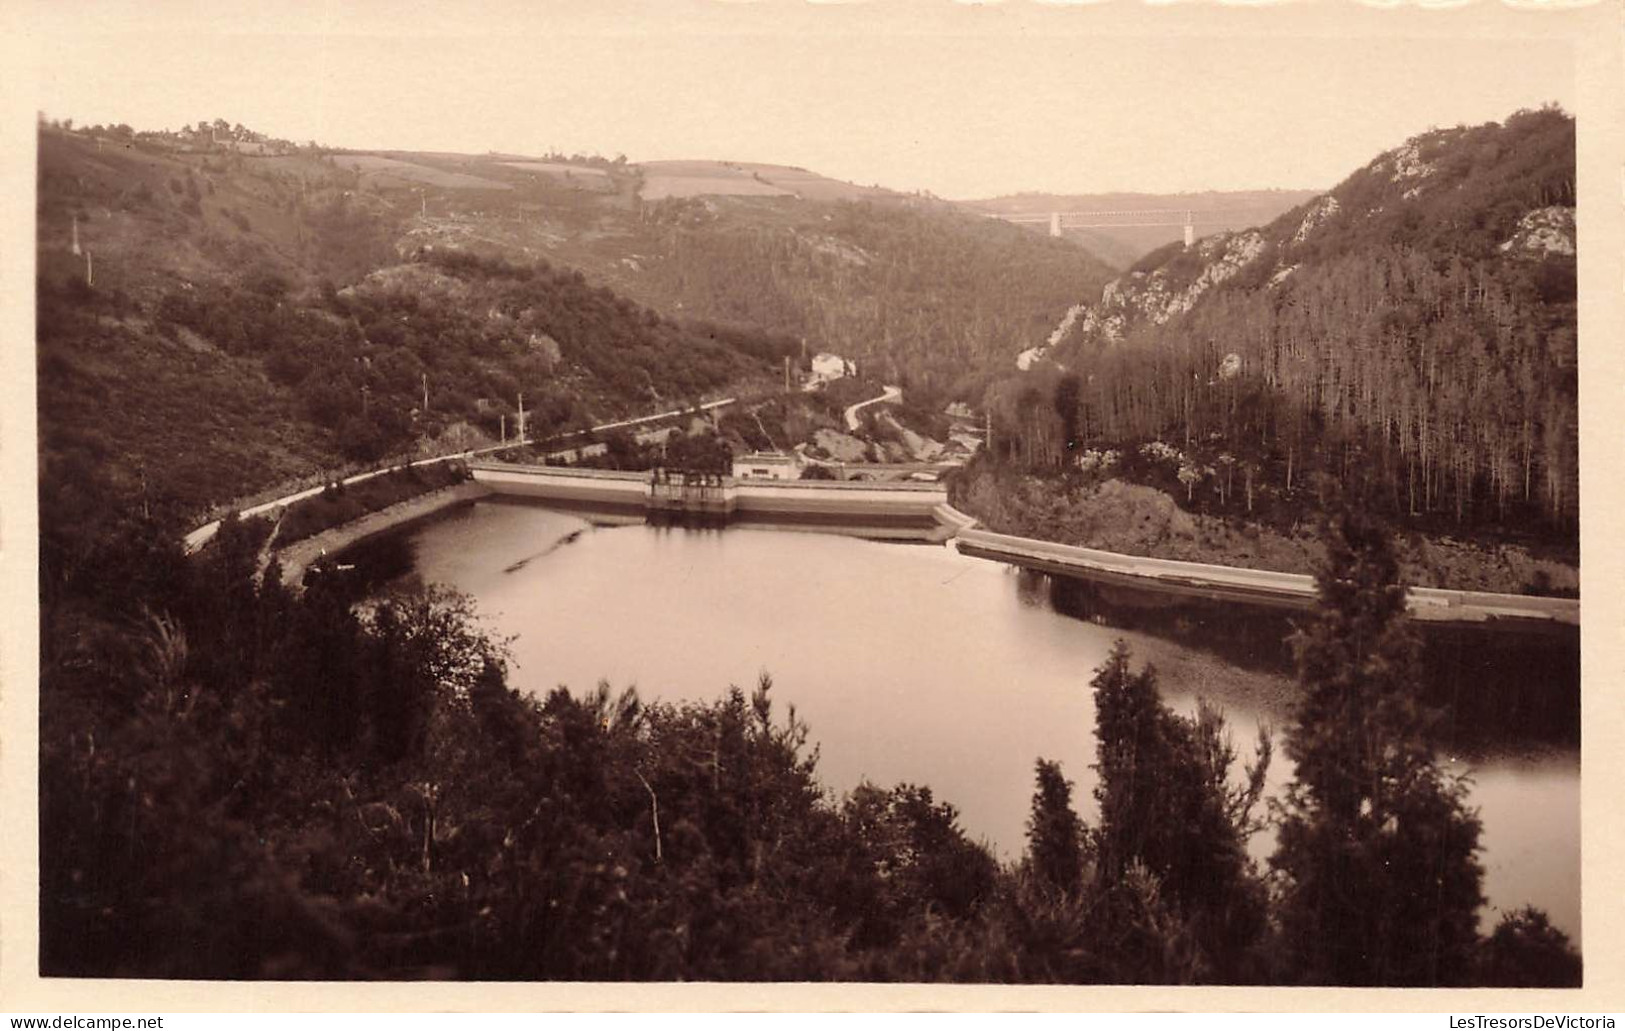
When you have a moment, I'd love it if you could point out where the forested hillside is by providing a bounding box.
[393,186,1118,404]
[37,121,1118,558]
[958,188,1322,268]
[624,197,1116,399]
[36,126,796,583]
[991,108,1577,545]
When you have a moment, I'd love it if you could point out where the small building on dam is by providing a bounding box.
[731,451,799,481]
[468,460,962,540]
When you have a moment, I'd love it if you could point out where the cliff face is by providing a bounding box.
[1105,230,1269,328]
[1018,226,1266,367]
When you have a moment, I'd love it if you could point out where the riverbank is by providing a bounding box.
[951,468,1579,597]
[277,481,492,586]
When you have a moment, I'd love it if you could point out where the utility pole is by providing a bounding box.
[71,216,81,256]
[517,392,526,442]
[85,249,93,287]
[422,373,429,413]
[500,414,507,443]
[783,355,791,393]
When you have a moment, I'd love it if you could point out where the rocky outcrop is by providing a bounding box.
[1017,302,1087,370]
[1499,206,1575,258]
[791,230,873,267]
[1292,196,1339,244]
[1020,228,1267,367]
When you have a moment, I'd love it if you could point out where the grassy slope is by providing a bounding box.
[37,130,351,522]
[34,131,784,532]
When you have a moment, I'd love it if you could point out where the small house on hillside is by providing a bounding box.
[810,353,849,380]
[805,352,854,390]
[732,451,798,481]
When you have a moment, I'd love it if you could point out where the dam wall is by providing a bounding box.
[468,462,953,538]
[469,464,650,511]
[464,463,1577,628]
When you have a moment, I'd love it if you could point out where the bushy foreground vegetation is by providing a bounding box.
[39,500,1579,984]
[989,109,1578,552]
[35,114,1581,986]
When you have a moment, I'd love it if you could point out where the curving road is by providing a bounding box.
[184,397,737,553]
[843,385,902,432]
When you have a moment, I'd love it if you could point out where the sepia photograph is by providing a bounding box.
[6,0,1617,1008]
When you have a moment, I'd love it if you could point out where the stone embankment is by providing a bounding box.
[954,527,1579,628]
[276,481,491,586]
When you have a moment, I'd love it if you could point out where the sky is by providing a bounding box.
[25,0,1581,199]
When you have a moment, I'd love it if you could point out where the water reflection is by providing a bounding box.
[347,500,1581,941]
[1025,570,1580,751]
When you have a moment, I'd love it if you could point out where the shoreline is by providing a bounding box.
[260,471,1575,627]
[950,471,1580,600]
[276,481,492,586]
[954,527,1580,628]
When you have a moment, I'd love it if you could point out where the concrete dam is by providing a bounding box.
[445,462,1578,631]
[469,461,966,541]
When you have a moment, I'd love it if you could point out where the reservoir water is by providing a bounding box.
[365,498,1581,942]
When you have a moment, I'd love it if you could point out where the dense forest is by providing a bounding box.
[991,108,1577,546]
[629,197,1116,399]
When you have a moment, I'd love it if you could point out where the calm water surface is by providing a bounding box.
[385,499,1581,941]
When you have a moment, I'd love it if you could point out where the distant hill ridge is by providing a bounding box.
[958,189,1322,267]
[961,188,1321,215]
[33,125,800,540]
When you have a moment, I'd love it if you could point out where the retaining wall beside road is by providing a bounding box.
[953,528,1579,628]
